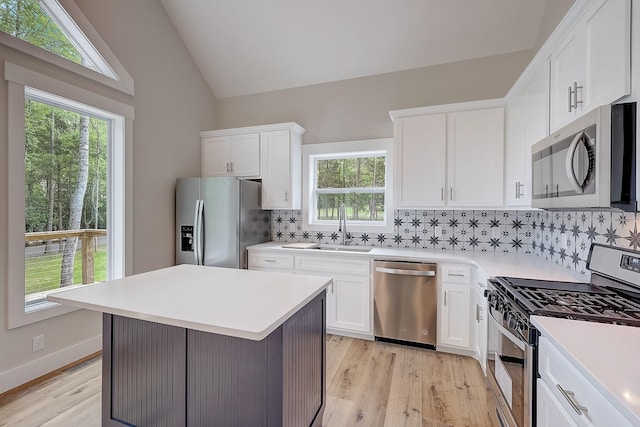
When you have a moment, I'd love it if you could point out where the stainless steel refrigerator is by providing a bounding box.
[175,177,271,268]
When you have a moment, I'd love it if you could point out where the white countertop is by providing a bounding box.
[48,264,332,341]
[249,242,588,282]
[532,316,640,425]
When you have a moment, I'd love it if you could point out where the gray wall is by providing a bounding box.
[0,0,216,392]
[215,50,534,143]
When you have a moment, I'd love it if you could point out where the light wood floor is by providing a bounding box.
[0,335,492,427]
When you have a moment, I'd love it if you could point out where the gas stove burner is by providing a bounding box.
[491,275,640,327]
[555,296,579,306]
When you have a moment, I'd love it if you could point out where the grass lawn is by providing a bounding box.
[25,249,107,296]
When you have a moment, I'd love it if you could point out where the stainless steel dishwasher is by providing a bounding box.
[373,260,438,347]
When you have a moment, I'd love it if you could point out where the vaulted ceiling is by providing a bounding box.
[160,0,574,99]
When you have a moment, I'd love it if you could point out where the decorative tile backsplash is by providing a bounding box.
[272,209,536,253]
[530,210,640,274]
[271,209,640,275]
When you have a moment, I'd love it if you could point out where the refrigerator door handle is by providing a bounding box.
[193,200,200,265]
[196,199,205,265]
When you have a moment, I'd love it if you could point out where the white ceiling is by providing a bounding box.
[160,0,573,99]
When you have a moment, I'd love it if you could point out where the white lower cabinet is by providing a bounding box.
[325,274,370,334]
[296,255,371,336]
[472,273,488,374]
[538,336,633,427]
[439,282,471,349]
[247,252,294,272]
[248,250,372,338]
[537,379,578,427]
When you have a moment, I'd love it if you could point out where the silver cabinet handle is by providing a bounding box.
[444,291,447,306]
[264,259,277,263]
[285,191,288,202]
[226,162,230,172]
[441,187,444,201]
[515,181,524,199]
[375,267,436,277]
[476,304,481,322]
[449,187,453,201]
[230,162,233,172]
[569,81,583,112]
[545,184,549,198]
[556,384,588,415]
[447,272,466,277]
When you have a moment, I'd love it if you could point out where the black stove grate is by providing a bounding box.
[493,276,640,327]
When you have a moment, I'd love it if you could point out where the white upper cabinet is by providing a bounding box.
[393,114,447,208]
[583,0,631,109]
[201,123,305,209]
[261,128,303,210]
[201,133,260,177]
[505,62,550,207]
[549,0,630,132]
[447,107,504,207]
[390,100,504,209]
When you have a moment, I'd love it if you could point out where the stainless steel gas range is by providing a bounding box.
[485,244,640,427]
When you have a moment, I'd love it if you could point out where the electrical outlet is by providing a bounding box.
[32,334,45,352]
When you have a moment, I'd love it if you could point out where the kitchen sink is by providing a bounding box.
[309,244,373,253]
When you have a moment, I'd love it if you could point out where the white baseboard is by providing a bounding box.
[0,334,102,394]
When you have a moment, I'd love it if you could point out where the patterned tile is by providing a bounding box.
[270,209,637,272]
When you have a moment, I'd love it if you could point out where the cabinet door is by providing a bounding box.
[202,136,231,177]
[505,93,528,206]
[526,61,550,146]
[537,379,578,427]
[506,62,550,208]
[549,25,585,132]
[583,0,630,111]
[328,274,371,334]
[447,108,504,207]
[229,133,260,177]
[394,114,446,208]
[262,130,300,209]
[439,283,471,349]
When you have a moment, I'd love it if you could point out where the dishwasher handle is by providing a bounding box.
[375,267,436,277]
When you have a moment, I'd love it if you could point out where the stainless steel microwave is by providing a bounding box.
[531,103,636,210]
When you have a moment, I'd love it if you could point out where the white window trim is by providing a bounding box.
[0,0,134,95]
[302,138,393,234]
[6,62,131,329]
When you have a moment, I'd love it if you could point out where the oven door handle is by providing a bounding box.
[488,309,526,351]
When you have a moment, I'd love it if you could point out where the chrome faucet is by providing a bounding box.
[338,202,350,245]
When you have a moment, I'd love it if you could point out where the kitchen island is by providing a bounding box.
[48,264,332,427]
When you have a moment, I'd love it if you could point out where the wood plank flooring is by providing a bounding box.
[0,335,492,427]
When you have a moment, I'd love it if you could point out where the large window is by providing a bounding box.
[303,139,393,233]
[6,61,131,328]
[24,90,109,308]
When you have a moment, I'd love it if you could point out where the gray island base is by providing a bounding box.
[102,292,325,427]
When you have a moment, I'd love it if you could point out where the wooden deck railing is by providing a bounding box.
[25,229,107,284]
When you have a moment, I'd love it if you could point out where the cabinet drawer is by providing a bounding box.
[296,256,370,276]
[441,264,471,284]
[538,336,632,427]
[248,252,294,271]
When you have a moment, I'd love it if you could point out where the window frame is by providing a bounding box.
[302,138,393,234]
[6,61,132,329]
[0,0,134,95]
